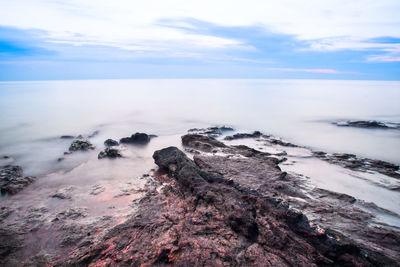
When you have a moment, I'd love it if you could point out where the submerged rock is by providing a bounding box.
[313,151,400,179]
[104,139,119,147]
[60,135,75,139]
[224,131,262,140]
[98,148,122,159]
[0,165,35,195]
[334,120,400,129]
[69,140,95,152]
[188,126,234,137]
[120,133,151,145]
[87,130,100,138]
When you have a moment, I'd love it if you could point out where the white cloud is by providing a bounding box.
[268,68,340,74]
[0,0,399,54]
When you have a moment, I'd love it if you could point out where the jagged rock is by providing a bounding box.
[181,134,226,152]
[0,165,35,195]
[69,140,95,152]
[98,148,122,159]
[61,144,399,266]
[224,131,262,140]
[104,139,118,147]
[120,133,151,145]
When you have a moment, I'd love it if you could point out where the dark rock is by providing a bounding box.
[60,135,75,139]
[63,144,399,266]
[120,133,151,145]
[265,137,298,147]
[98,148,122,159]
[69,140,95,152]
[0,228,23,258]
[181,134,226,152]
[2,156,10,159]
[224,131,262,140]
[104,139,119,147]
[188,126,234,137]
[0,165,35,195]
[334,120,400,129]
[313,151,400,179]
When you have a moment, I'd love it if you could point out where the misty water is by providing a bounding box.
[0,79,399,229]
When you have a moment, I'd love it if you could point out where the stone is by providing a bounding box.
[104,139,119,147]
[69,140,95,152]
[98,148,122,159]
[120,133,151,145]
[0,165,35,195]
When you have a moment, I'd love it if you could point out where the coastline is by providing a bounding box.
[0,126,399,266]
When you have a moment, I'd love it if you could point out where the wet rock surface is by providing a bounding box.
[313,151,400,179]
[334,120,400,129]
[0,165,36,195]
[98,147,122,159]
[68,140,95,152]
[120,132,153,145]
[182,134,226,152]
[1,129,399,266]
[224,130,262,140]
[58,134,400,266]
[188,126,234,137]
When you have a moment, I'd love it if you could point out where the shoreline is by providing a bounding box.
[0,127,399,265]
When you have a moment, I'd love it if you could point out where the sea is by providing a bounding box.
[0,79,399,227]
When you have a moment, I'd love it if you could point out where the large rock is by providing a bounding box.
[0,165,35,195]
[120,133,151,145]
[62,145,399,266]
[181,134,226,152]
[69,140,95,152]
[98,148,122,159]
[104,139,119,147]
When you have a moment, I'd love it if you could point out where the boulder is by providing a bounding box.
[120,133,151,145]
[104,139,119,147]
[69,140,95,152]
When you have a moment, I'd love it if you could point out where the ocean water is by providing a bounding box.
[0,79,399,235]
[0,79,399,173]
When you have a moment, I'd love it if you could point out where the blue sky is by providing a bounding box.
[0,0,399,80]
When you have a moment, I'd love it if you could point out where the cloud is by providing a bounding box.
[0,0,399,54]
[268,68,340,74]
[367,55,400,62]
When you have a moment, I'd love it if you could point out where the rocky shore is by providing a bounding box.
[0,127,399,266]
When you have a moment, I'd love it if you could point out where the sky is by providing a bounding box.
[0,0,399,80]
